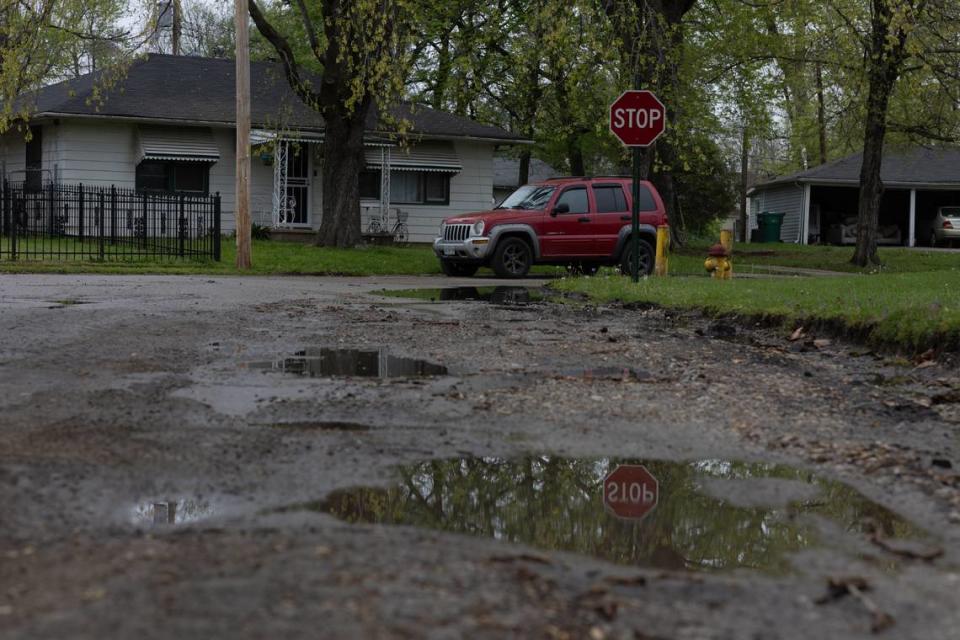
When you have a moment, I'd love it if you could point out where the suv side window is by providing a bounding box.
[634,184,657,211]
[594,185,628,213]
[555,187,589,214]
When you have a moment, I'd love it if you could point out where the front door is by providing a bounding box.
[283,143,311,226]
[539,185,596,257]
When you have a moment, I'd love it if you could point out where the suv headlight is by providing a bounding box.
[439,222,446,237]
[472,221,486,237]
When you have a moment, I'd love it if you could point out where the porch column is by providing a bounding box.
[909,189,916,247]
[379,147,391,219]
[802,184,811,245]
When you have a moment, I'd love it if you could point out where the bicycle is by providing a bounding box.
[391,208,409,244]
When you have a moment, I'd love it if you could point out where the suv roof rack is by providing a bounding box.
[543,175,632,182]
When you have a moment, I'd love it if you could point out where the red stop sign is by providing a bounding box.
[603,464,658,520]
[609,90,666,147]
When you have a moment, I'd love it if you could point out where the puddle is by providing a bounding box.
[265,421,371,432]
[381,287,544,305]
[248,348,447,378]
[131,498,216,526]
[307,457,922,574]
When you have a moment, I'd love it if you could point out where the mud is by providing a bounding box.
[0,274,958,639]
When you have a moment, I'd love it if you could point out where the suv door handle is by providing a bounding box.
[620,215,631,221]
[577,217,591,223]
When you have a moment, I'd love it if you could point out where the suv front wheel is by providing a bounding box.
[619,238,655,278]
[492,237,533,278]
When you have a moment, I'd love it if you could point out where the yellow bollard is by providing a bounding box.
[655,225,669,277]
[720,228,733,255]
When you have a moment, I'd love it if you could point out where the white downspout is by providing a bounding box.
[909,189,916,247]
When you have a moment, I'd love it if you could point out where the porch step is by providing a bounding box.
[270,229,315,243]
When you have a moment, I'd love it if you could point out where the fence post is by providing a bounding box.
[179,194,185,257]
[213,192,221,261]
[98,188,105,260]
[47,181,54,237]
[3,180,11,260]
[110,185,117,245]
[141,190,148,250]
[78,184,84,242]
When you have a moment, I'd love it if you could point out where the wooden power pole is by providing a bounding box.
[234,0,252,269]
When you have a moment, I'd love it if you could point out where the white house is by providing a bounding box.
[0,54,526,243]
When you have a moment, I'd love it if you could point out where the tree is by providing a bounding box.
[249,0,414,248]
[601,0,698,244]
[0,0,128,133]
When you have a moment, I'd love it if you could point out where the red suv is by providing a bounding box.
[433,177,668,278]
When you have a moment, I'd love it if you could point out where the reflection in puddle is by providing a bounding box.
[132,498,215,525]
[249,348,447,378]
[382,287,542,305]
[310,457,921,574]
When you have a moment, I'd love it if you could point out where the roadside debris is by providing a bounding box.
[815,576,895,633]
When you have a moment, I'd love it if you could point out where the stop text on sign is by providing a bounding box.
[611,107,662,130]
[603,464,659,521]
[606,478,656,504]
[608,90,666,147]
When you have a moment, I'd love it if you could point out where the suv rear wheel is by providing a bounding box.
[440,260,479,277]
[492,237,533,278]
[619,239,655,277]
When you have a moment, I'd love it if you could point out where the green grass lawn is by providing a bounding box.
[677,240,959,275]
[552,271,960,352]
[0,240,444,276]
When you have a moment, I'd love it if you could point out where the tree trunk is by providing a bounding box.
[316,115,366,247]
[815,61,828,165]
[852,0,908,267]
[518,149,531,186]
[739,126,749,243]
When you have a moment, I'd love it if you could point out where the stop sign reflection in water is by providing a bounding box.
[603,464,659,520]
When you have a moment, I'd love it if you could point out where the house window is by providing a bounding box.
[358,169,451,205]
[135,161,210,193]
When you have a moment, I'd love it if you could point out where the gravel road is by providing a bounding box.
[1,274,957,639]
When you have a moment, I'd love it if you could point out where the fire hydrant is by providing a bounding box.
[704,243,733,279]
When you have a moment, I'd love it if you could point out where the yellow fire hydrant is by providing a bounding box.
[705,243,733,279]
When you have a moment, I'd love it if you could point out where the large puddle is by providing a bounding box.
[308,457,922,574]
[248,347,447,378]
[381,286,543,305]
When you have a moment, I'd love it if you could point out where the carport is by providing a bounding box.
[749,147,960,246]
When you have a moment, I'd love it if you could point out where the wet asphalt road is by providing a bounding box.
[1,274,958,640]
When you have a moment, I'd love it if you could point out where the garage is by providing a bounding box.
[748,147,960,246]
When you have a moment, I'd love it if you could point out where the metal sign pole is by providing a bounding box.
[631,146,641,283]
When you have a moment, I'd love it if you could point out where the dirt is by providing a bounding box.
[1,274,958,639]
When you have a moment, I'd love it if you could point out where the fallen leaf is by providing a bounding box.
[789,327,805,341]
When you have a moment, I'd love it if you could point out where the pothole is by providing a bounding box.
[300,456,926,574]
[380,286,546,305]
[247,348,447,378]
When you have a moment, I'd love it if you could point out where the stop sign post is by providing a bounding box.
[609,90,666,283]
[603,464,659,521]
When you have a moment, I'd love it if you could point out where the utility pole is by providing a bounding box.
[172,0,181,56]
[234,0,252,269]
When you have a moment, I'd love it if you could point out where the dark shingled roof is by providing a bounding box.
[19,54,523,142]
[493,156,561,187]
[754,146,960,190]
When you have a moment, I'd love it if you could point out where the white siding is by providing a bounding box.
[754,184,804,243]
[8,119,499,241]
[358,141,494,242]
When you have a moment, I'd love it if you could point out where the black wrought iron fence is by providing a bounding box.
[0,182,221,262]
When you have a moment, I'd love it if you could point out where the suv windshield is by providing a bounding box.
[497,185,556,210]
